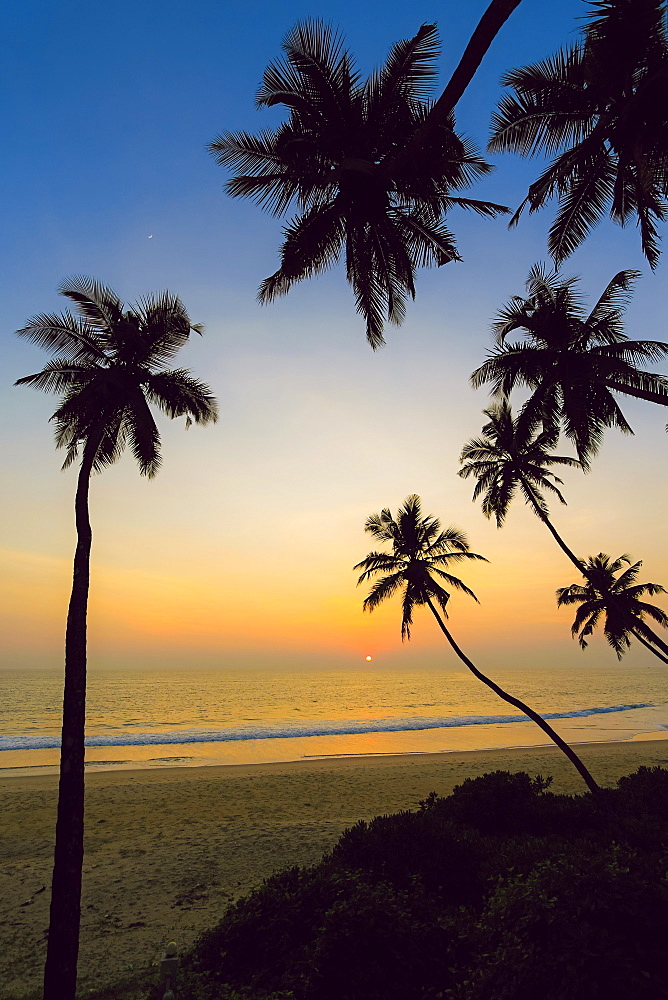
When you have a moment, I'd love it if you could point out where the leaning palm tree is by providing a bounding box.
[490,0,668,267]
[557,554,668,661]
[471,266,668,465]
[459,401,668,662]
[15,278,218,1000]
[354,495,600,793]
[210,21,508,348]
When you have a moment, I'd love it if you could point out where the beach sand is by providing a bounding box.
[1,738,667,999]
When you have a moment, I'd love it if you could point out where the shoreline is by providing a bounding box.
[1,728,667,781]
[1,738,667,999]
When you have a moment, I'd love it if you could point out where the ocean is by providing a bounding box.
[1,664,667,776]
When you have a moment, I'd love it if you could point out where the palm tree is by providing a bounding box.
[209,21,508,348]
[470,265,668,465]
[15,277,219,1000]
[557,554,668,661]
[354,494,600,793]
[459,399,583,557]
[459,401,668,662]
[489,0,668,267]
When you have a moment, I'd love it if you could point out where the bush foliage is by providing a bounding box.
[172,768,668,1000]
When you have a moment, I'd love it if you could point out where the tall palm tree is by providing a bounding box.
[354,495,600,793]
[489,0,668,267]
[15,278,218,1000]
[459,401,668,662]
[210,21,508,348]
[557,554,668,660]
[470,265,668,465]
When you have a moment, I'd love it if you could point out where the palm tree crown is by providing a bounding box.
[16,277,218,468]
[470,265,668,464]
[210,21,507,348]
[489,0,668,266]
[354,494,486,638]
[354,495,602,794]
[458,400,582,526]
[557,553,668,659]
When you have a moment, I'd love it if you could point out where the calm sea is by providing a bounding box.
[1,665,667,776]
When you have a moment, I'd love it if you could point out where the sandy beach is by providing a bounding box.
[1,738,667,999]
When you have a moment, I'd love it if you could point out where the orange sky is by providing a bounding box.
[2,0,667,674]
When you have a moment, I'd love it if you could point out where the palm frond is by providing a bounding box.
[59,276,124,332]
[259,203,345,303]
[144,370,219,425]
[366,22,440,111]
[14,312,107,362]
[126,390,162,478]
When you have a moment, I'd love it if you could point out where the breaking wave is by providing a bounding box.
[0,703,653,752]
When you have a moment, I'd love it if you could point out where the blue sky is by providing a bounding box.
[2,0,666,673]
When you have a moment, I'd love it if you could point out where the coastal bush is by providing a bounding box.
[453,849,668,1000]
[173,768,668,1000]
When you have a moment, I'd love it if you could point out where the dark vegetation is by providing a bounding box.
[165,767,668,1000]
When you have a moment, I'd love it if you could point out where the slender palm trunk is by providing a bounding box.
[383,0,523,177]
[519,474,668,661]
[633,629,668,663]
[43,436,100,1000]
[425,598,600,794]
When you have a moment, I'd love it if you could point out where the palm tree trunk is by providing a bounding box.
[425,598,600,794]
[383,0,523,177]
[632,629,668,663]
[43,434,101,1000]
[520,483,587,574]
[518,474,668,660]
[603,380,668,406]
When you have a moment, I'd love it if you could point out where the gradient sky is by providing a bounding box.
[2,0,666,673]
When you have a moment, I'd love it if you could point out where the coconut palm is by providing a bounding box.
[459,399,583,557]
[209,21,508,348]
[557,554,668,661]
[354,494,600,793]
[470,265,668,465]
[15,277,218,1000]
[459,401,668,663]
[489,0,668,267]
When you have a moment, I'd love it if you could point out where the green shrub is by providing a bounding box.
[175,767,668,1000]
[454,848,668,1000]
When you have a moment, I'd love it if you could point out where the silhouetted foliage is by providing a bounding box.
[459,404,668,663]
[490,0,668,267]
[459,399,582,526]
[171,767,668,1000]
[354,496,600,792]
[210,21,508,347]
[557,553,668,660]
[470,266,668,465]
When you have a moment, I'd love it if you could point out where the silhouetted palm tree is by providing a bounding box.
[489,0,668,266]
[557,554,668,661]
[15,278,218,1000]
[210,21,508,347]
[459,399,583,557]
[470,266,668,464]
[459,402,668,663]
[354,494,600,793]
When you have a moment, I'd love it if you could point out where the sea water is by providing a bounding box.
[1,664,667,775]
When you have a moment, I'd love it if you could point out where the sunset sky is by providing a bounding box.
[2,0,666,674]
